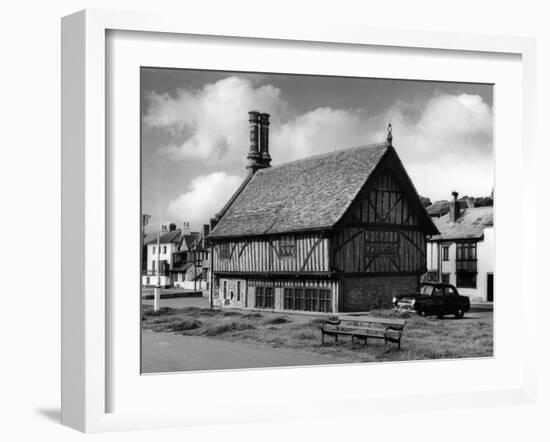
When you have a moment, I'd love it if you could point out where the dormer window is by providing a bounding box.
[279,237,295,258]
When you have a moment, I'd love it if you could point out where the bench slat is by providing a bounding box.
[339,316,406,326]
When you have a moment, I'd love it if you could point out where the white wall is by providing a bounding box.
[146,242,177,273]
[426,241,439,272]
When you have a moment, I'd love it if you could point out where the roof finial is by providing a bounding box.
[387,123,393,146]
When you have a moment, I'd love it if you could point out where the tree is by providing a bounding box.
[419,196,432,208]
[474,196,493,207]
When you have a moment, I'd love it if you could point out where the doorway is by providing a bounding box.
[487,273,494,302]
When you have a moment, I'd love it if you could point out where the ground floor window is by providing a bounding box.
[456,272,477,288]
[441,273,450,283]
[284,287,331,313]
[255,287,274,309]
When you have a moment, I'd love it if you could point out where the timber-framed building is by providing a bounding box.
[207,111,438,313]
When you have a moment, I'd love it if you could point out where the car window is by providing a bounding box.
[420,285,433,295]
[444,287,457,296]
[433,287,444,296]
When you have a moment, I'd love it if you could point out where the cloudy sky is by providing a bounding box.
[141,68,493,232]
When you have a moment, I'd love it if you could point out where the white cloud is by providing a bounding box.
[146,77,493,202]
[144,76,289,163]
[382,93,494,200]
[271,108,378,162]
[167,172,243,228]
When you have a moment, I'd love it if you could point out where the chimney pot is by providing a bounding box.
[259,113,271,166]
[246,111,271,173]
[449,191,460,223]
[247,111,260,161]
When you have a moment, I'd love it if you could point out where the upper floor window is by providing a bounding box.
[364,230,399,257]
[279,237,296,258]
[152,246,156,255]
[162,246,167,254]
[219,243,231,260]
[442,245,450,261]
[456,241,477,288]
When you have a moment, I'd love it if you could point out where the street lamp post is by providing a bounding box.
[153,227,161,311]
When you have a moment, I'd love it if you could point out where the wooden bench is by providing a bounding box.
[320,316,406,351]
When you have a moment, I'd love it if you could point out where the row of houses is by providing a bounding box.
[145,111,494,310]
[142,222,211,291]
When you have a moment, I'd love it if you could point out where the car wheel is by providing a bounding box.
[455,309,464,319]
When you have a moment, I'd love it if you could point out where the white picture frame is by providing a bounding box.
[61,9,537,433]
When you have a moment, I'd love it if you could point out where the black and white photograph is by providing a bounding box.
[5,0,549,439]
[140,68,494,373]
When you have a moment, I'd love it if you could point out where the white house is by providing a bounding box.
[142,224,183,287]
[426,192,494,303]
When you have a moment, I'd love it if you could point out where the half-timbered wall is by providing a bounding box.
[212,233,329,274]
[332,167,427,275]
[346,166,423,228]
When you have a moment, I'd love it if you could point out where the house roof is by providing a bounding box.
[180,233,200,250]
[170,262,194,272]
[210,142,433,238]
[429,206,493,241]
[427,199,472,217]
[144,229,182,245]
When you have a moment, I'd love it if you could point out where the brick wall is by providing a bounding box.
[342,275,419,311]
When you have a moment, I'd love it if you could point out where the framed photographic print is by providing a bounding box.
[61,9,537,433]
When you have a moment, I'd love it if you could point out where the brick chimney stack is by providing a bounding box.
[449,191,459,223]
[246,111,271,173]
[246,111,262,172]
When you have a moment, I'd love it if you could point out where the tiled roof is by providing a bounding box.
[144,229,182,245]
[429,207,493,241]
[170,262,194,272]
[181,233,200,250]
[427,199,472,217]
[209,143,391,238]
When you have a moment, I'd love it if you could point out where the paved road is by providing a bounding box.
[141,330,337,373]
[142,296,493,320]
[142,296,209,309]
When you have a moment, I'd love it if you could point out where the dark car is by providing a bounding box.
[392,282,470,318]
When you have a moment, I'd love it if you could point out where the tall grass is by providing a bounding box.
[142,306,493,363]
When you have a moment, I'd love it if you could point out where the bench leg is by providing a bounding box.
[335,334,338,343]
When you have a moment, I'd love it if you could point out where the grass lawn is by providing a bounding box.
[142,306,493,363]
